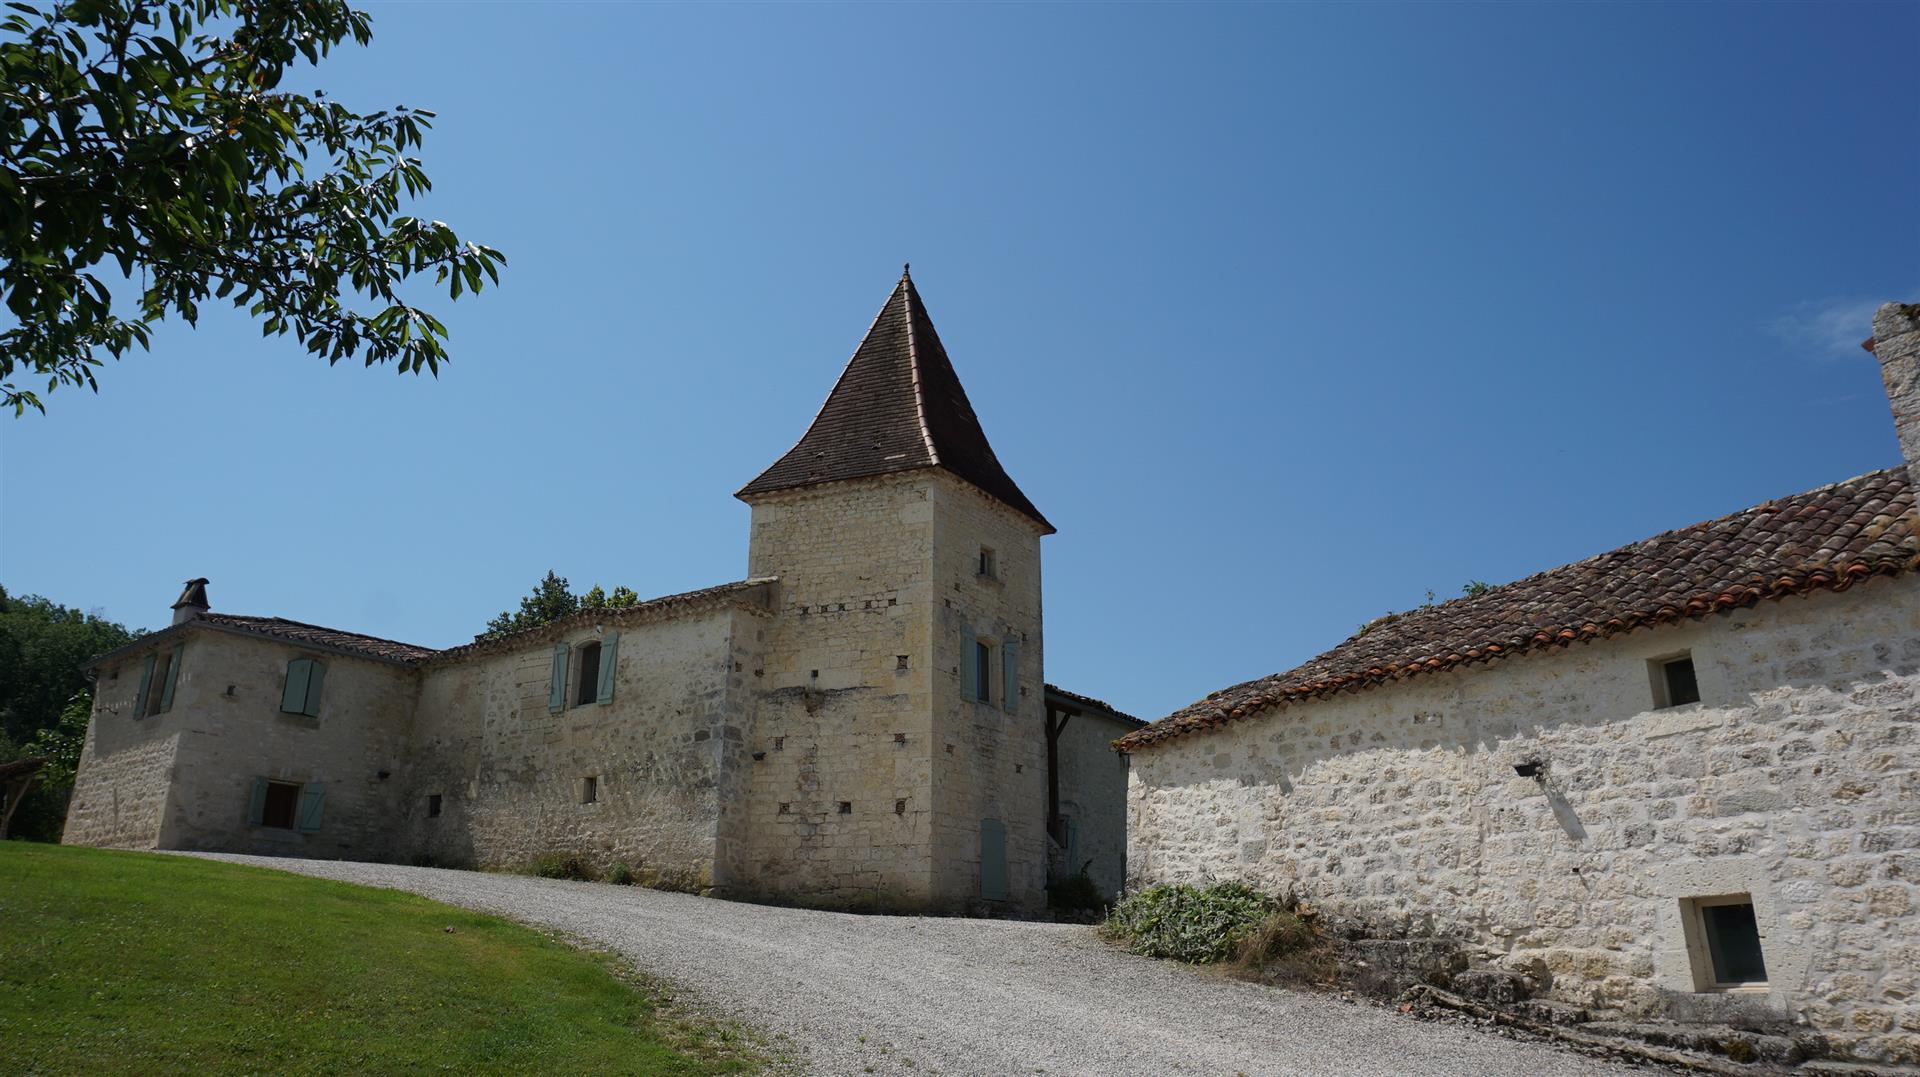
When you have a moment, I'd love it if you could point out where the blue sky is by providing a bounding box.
[3,2,1915,721]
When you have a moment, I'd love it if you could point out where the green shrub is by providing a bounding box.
[607,861,636,886]
[528,853,598,882]
[1047,870,1108,917]
[1102,882,1278,963]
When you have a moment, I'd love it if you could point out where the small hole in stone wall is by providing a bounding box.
[1015,764,1023,773]
[838,801,852,814]
[897,655,909,670]
[774,736,785,751]
[225,684,236,696]
[895,799,907,815]
[811,670,819,679]
[888,597,897,606]
[945,744,955,754]
[894,732,907,744]
[427,794,442,818]
[778,803,790,815]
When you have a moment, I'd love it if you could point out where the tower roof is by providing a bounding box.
[737,270,1053,532]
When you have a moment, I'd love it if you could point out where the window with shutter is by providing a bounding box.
[596,632,619,704]
[549,643,570,714]
[134,653,157,718]
[281,659,312,714]
[296,783,326,833]
[960,626,978,701]
[1001,639,1020,715]
[157,642,184,713]
[575,642,601,707]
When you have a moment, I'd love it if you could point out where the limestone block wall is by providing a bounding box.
[739,477,939,908]
[929,476,1048,911]
[1054,711,1134,898]
[395,605,753,884]
[1126,577,1920,1063]
[68,631,418,857]
[63,647,182,847]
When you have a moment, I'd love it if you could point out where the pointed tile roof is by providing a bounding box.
[738,269,1053,533]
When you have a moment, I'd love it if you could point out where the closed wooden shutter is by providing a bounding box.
[281,659,312,714]
[960,627,978,701]
[979,818,1007,901]
[158,643,184,712]
[246,777,267,826]
[303,661,325,716]
[1001,639,1020,715]
[134,653,157,717]
[549,643,570,714]
[597,632,619,704]
[296,783,326,834]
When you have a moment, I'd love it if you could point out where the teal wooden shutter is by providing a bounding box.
[1066,816,1081,873]
[303,661,325,717]
[960,627,978,701]
[246,777,268,825]
[296,783,326,833]
[134,653,157,717]
[549,643,570,714]
[158,643,184,712]
[979,819,1007,901]
[1001,639,1020,714]
[596,632,619,704]
[281,659,311,714]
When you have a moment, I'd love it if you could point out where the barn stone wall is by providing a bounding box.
[1126,575,1920,1063]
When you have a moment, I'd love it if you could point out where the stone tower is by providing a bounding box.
[733,268,1054,911]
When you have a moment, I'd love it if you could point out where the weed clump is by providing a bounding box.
[607,861,636,886]
[1101,882,1278,963]
[528,853,598,882]
[1046,870,1109,918]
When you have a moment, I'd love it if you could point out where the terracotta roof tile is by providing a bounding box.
[200,614,438,663]
[737,269,1052,533]
[1045,683,1146,727]
[427,578,776,665]
[1118,466,1920,751]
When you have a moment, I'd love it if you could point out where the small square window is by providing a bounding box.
[893,732,907,744]
[427,794,443,818]
[261,780,300,830]
[580,776,598,805]
[778,802,791,815]
[1685,894,1768,988]
[1651,653,1702,708]
[837,801,852,814]
[773,736,785,751]
[896,655,910,670]
[978,547,997,579]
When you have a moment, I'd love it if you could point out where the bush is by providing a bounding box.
[528,853,597,882]
[1102,882,1278,964]
[607,861,636,886]
[1227,910,1335,984]
[1047,870,1108,917]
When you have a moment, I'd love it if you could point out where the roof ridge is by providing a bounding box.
[902,273,940,467]
[206,612,436,653]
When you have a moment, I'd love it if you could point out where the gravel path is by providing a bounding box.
[190,855,1640,1077]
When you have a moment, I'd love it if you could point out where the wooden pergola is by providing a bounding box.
[0,755,52,839]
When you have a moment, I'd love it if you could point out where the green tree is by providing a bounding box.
[0,585,140,745]
[476,572,642,641]
[0,0,505,414]
[2,693,91,841]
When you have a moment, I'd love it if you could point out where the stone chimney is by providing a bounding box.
[170,578,210,625]
[1872,303,1920,491]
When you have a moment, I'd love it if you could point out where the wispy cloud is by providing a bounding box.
[1771,291,1919,362]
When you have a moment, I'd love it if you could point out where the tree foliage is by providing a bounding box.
[477,571,640,642]
[0,586,141,840]
[0,0,505,414]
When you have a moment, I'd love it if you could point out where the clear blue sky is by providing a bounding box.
[3,2,1915,721]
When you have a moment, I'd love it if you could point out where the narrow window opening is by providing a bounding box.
[427,794,443,818]
[1687,895,1767,988]
[773,736,785,751]
[575,642,602,707]
[145,652,172,716]
[974,641,992,701]
[837,801,852,814]
[261,780,300,829]
[896,655,909,670]
[978,547,998,579]
[1651,652,1701,708]
[580,776,598,805]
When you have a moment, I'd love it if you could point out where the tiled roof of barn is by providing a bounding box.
[201,614,439,663]
[1045,684,1147,727]
[736,269,1053,533]
[1118,466,1920,751]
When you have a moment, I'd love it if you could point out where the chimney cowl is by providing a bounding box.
[171,578,210,625]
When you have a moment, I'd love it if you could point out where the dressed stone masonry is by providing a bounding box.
[1118,301,1920,1064]
[64,269,1143,913]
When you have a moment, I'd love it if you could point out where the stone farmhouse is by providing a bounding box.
[65,269,1144,912]
[1118,303,1920,1064]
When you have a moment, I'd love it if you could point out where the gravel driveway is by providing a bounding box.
[191,855,1637,1077]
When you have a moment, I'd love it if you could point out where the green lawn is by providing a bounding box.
[0,844,762,1076]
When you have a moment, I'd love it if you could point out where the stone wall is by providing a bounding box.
[395,604,758,885]
[1126,576,1920,1063]
[67,631,417,856]
[929,475,1050,911]
[1054,709,1134,898]
[739,476,940,908]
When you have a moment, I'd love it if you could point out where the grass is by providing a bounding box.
[0,843,762,1076]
